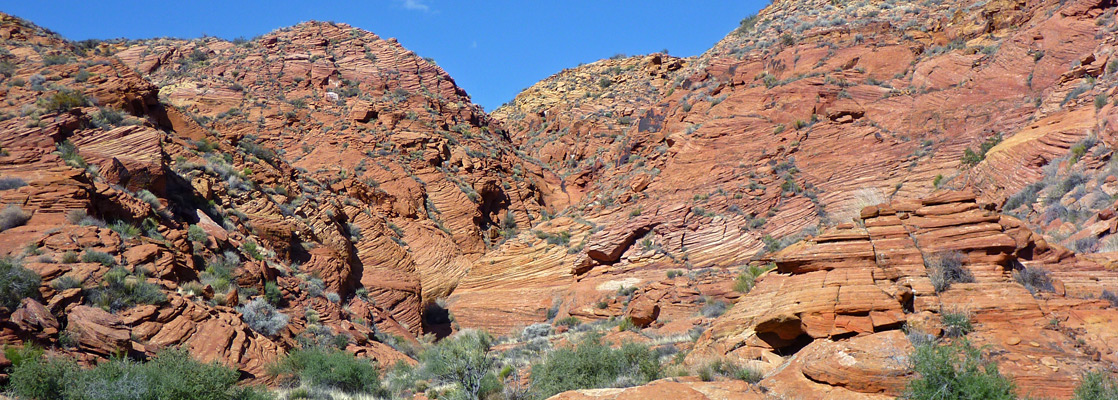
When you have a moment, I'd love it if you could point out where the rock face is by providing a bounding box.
[2,0,1118,396]
[688,191,1118,399]
[546,377,764,400]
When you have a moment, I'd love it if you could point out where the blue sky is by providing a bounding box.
[2,1,767,110]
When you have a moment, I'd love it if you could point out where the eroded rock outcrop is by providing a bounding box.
[689,191,1118,399]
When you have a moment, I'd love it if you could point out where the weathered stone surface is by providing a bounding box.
[66,306,132,357]
[546,377,765,400]
[689,192,1118,399]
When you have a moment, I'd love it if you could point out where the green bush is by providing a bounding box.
[242,241,265,260]
[56,141,88,169]
[1074,370,1118,400]
[187,224,208,243]
[696,358,762,383]
[530,334,661,398]
[264,281,284,305]
[108,220,141,239]
[40,89,89,112]
[0,257,41,309]
[9,347,267,400]
[87,267,166,312]
[270,347,385,395]
[81,250,116,267]
[50,275,83,290]
[733,264,773,293]
[941,309,973,338]
[555,316,581,327]
[61,251,79,263]
[8,353,77,399]
[959,134,1002,167]
[618,317,640,332]
[202,251,239,292]
[905,339,1015,400]
[421,329,495,400]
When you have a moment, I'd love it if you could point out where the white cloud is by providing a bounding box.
[471,41,478,49]
[400,0,430,11]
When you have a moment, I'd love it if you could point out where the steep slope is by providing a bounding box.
[0,14,563,382]
[110,21,565,306]
[452,0,1118,336]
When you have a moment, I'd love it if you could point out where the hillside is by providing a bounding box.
[0,0,1117,398]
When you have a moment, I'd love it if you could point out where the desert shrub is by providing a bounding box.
[0,60,13,77]
[242,241,265,260]
[264,281,284,305]
[521,323,552,341]
[1100,290,1118,307]
[136,189,160,209]
[941,309,973,338]
[201,251,239,292]
[239,298,289,336]
[50,275,83,290]
[1074,370,1118,400]
[56,140,88,169]
[701,300,729,318]
[86,266,165,312]
[1074,236,1099,253]
[0,176,26,190]
[0,204,31,231]
[81,250,115,267]
[237,137,276,164]
[302,278,325,298]
[40,89,89,112]
[90,107,126,129]
[927,252,973,293]
[271,347,385,395]
[1046,173,1089,203]
[108,220,141,239]
[1003,182,1043,212]
[1013,266,1054,294]
[959,134,1002,167]
[905,339,1016,400]
[733,272,756,293]
[421,329,496,400]
[696,358,762,383]
[60,251,79,263]
[187,224,208,243]
[0,257,40,309]
[732,263,773,293]
[8,353,78,399]
[296,324,348,350]
[9,347,264,400]
[530,334,660,398]
[734,14,760,35]
[555,316,581,327]
[618,317,640,332]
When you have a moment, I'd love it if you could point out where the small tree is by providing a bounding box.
[421,329,494,400]
[906,339,1016,400]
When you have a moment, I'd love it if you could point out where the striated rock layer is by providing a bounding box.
[689,190,1118,399]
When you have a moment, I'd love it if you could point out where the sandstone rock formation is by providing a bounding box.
[2,0,1118,397]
